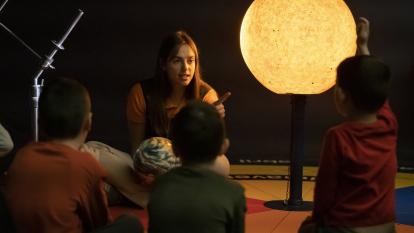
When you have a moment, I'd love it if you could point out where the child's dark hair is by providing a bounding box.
[39,77,90,139]
[170,101,225,165]
[337,55,391,113]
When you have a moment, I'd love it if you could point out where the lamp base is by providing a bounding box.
[264,200,313,211]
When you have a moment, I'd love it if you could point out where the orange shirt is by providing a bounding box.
[126,83,219,124]
[4,142,110,233]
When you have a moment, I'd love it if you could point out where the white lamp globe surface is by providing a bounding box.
[240,0,357,94]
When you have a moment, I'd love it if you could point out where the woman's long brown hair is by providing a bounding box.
[144,30,210,138]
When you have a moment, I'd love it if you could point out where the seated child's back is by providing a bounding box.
[148,101,246,233]
[313,55,397,229]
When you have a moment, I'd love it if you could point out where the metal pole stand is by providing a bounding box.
[264,94,313,211]
[32,80,43,142]
[31,9,84,141]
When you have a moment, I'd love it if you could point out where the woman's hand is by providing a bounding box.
[213,92,231,118]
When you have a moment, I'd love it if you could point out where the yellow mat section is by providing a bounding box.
[230,165,414,188]
[231,165,414,233]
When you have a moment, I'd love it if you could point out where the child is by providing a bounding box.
[4,77,142,233]
[127,30,230,175]
[148,101,246,233]
[300,18,397,233]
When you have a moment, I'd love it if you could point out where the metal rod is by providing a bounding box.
[263,94,312,211]
[33,9,84,83]
[0,0,8,13]
[32,9,84,141]
[287,94,306,205]
[56,9,83,47]
[0,0,43,61]
[0,22,42,59]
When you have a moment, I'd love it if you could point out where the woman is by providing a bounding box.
[126,30,230,176]
[85,31,230,208]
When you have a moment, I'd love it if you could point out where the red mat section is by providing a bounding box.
[245,198,270,214]
[110,206,149,228]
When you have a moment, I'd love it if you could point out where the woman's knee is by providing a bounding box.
[212,154,230,177]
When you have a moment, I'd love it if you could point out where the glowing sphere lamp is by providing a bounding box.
[240,0,356,210]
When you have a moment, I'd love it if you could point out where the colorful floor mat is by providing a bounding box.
[109,165,414,233]
[396,186,414,226]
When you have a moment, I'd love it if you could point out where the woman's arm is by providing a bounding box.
[202,88,231,118]
[213,92,231,118]
[126,83,147,154]
[128,121,146,155]
[0,123,13,157]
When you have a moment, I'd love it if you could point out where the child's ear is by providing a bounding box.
[220,138,230,155]
[334,86,351,117]
[336,86,347,102]
[84,112,93,133]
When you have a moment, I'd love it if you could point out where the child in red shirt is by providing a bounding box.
[5,78,142,233]
[300,18,397,233]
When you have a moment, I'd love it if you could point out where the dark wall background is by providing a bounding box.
[1,0,413,167]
